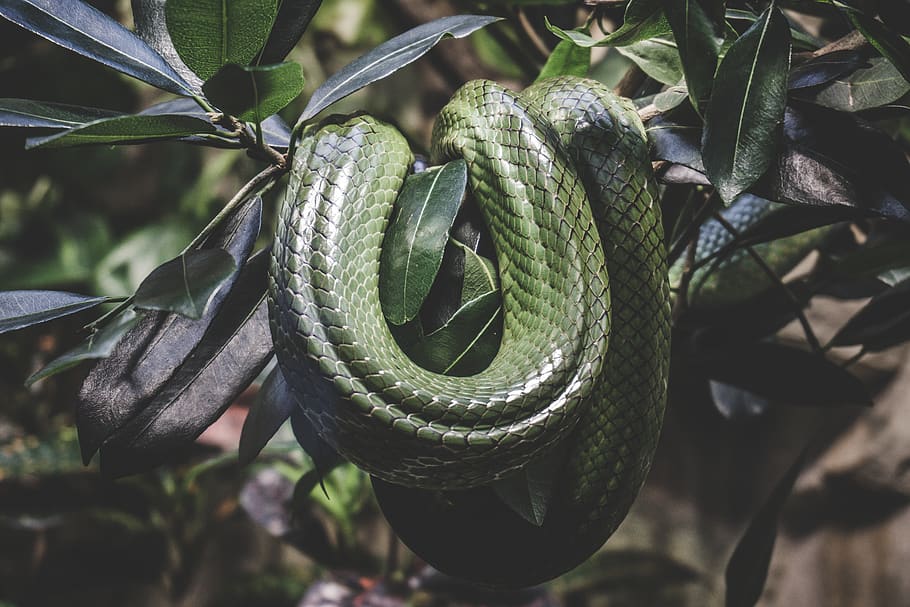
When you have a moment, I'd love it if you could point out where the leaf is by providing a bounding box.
[76,197,262,463]
[380,159,468,325]
[653,84,690,111]
[239,363,296,465]
[97,256,273,477]
[0,99,120,129]
[453,240,498,306]
[829,278,910,351]
[535,39,589,82]
[848,12,910,83]
[258,0,323,64]
[134,248,237,320]
[703,5,791,202]
[646,117,705,172]
[697,342,870,406]
[298,15,500,124]
[725,448,807,607]
[165,0,280,80]
[130,0,204,93]
[616,37,684,85]
[546,0,670,48]
[0,291,109,335]
[0,0,193,96]
[203,62,305,124]
[709,381,770,421]
[491,449,564,527]
[25,311,140,386]
[290,408,341,480]
[804,57,910,112]
[406,291,502,376]
[662,0,724,111]
[788,50,869,90]
[25,113,216,149]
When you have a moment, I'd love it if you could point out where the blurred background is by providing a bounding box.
[1,1,910,605]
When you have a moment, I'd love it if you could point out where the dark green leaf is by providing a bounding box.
[725,449,807,607]
[848,12,910,83]
[830,278,910,351]
[25,312,140,386]
[26,113,216,149]
[616,37,684,85]
[546,0,670,48]
[165,0,280,80]
[77,198,262,463]
[652,85,690,111]
[239,364,296,465]
[829,240,910,283]
[134,248,236,319]
[291,409,341,479]
[299,15,500,124]
[697,342,870,406]
[259,0,323,64]
[663,0,724,111]
[803,57,910,112]
[380,159,468,325]
[0,290,109,335]
[646,117,705,172]
[491,449,564,527]
[0,0,193,96]
[131,0,204,93]
[703,5,791,202]
[535,39,589,82]
[454,240,498,306]
[203,62,305,123]
[0,99,120,129]
[788,50,869,90]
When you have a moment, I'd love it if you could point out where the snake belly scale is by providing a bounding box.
[268,76,670,586]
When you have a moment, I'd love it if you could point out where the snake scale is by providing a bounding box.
[268,75,670,586]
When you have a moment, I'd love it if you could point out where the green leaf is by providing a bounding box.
[662,0,724,112]
[535,39,589,82]
[258,0,323,64]
[25,311,140,386]
[702,5,791,202]
[653,84,690,111]
[165,0,280,80]
[453,240,499,306]
[203,62,305,123]
[546,0,670,48]
[380,159,468,325]
[134,248,237,319]
[0,99,120,129]
[491,449,564,527]
[0,0,193,96]
[239,364,296,465]
[616,37,684,85]
[25,113,216,149]
[407,291,501,376]
[806,57,910,112]
[0,290,109,335]
[848,12,910,83]
[298,15,500,124]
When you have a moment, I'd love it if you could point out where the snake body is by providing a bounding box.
[268,76,669,586]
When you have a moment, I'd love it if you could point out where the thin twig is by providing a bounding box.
[213,113,287,168]
[515,7,551,58]
[667,192,720,267]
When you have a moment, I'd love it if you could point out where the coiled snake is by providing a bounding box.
[268,76,670,586]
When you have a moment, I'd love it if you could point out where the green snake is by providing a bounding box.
[268,75,663,586]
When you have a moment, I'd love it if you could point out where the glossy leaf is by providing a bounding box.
[725,449,807,607]
[787,50,868,90]
[26,312,140,386]
[546,0,670,48]
[134,248,237,319]
[646,117,705,172]
[239,363,296,465]
[829,278,910,351]
[653,85,690,111]
[616,37,684,85]
[662,0,724,111]
[26,113,216,149]
[703,5,791,202]
[203,62,305,123]
[0,290,109,335]
[454,239,499,306]
[0,0,193,96]
[848,12,910,83]
[380,159,468,325]
[131,0,203,92]
[165,0,280,80]
[76,198,262,462]
[535,39,589,82]
[491,449,564,527]
[804,57,910,112]
[0,99,120,129]
[259,0,323,64]
[299,15,500,124]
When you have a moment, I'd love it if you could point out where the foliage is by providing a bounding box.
[0,0,909,605]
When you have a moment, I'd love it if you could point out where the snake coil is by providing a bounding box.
[268,76,671,586]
